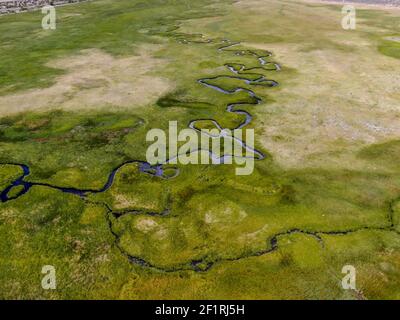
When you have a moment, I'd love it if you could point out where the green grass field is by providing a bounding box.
[0,0,400,299]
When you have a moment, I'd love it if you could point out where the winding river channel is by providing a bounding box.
[0,33,279,202]
[1,29,399,272]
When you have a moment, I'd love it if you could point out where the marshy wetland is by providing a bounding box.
[0,0,400,299]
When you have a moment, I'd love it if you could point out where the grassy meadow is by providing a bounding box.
[0,0,400,299]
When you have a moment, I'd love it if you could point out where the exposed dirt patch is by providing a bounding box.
[135,217,158,233]
[0,46,173,116]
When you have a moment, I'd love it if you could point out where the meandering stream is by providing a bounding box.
[0,34,279,202]
[2,30,398,273]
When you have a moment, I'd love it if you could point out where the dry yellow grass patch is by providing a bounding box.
[112,194,160,211]
[235,0,400,170]
[252,41,400,169]
[0,46,173,116]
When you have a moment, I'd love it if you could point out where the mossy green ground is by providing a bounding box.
[0,0,400,299]
[0,164,22,190]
